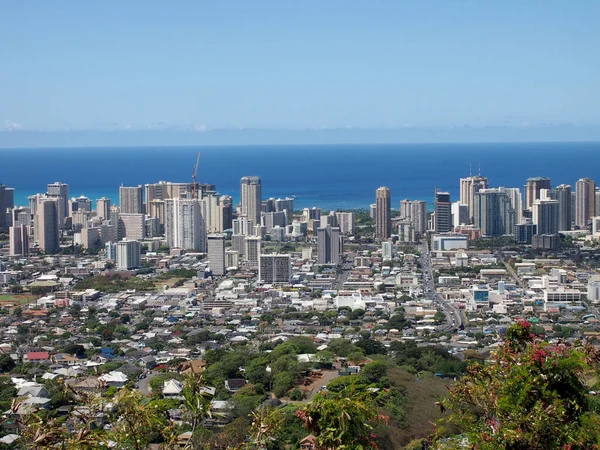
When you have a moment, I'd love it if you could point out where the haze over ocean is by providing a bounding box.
[1,142,599,210]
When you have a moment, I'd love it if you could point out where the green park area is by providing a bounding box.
[0,294,36,307]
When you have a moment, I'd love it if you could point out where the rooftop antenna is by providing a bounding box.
[469,162,472,177]
[478,161,481,176]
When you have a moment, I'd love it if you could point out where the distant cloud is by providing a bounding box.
[193,123,208,133]
[3,119,23,131]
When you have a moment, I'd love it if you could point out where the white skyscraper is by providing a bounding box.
[165,198,206,251]
[381,241,393,261]
[497,187,523,225]
[460,175,488,223]
[207,234,226,276]
[116,240,141,270]
[240,176,262,227]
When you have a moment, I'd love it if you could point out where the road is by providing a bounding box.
[334,261,353,290]
[498,251,525,288]
[303,369,340,401]
[137,371,157,396]
[419,241,466,332]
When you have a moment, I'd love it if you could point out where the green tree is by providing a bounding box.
[360,360,388,384]
[0,354,15,373]
[296,385,387,449]
[434,320,600,449]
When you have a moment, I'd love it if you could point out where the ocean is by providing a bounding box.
[1,142,599,210]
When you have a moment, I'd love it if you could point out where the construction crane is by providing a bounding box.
[192,152,201,199]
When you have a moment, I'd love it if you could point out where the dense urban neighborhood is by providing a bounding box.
[1,176,600,449]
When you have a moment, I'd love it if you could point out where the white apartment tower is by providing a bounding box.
[207,234,226,276]
[116,240,141,270]
[240,176,262,227]
[459,175,488,223]
[165,198,206,251]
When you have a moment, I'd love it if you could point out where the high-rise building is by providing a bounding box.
[473,189,515,237]
[145,181,194,211]
[588,275,600,303]
[375,187,391,239]
[596,189,600,216]
[36,197,60,254]
[262,198,276,213]
[0,185,13,232]
[207,234,226,276]
[451,202,469,228]
[145,217,160,238]
[275,197,294,221]
[199,191,220,233]
[317,225,342,265]
[119,213,145,240]
[116,240,141,270]
[12,207,31,228]
[497,187,523,225]
[400,200,427,235]
[244,236,262,267]
[47,182,69,223]
[259,254,291,283]
[165,198,206,251]
[320,212,338,228]
[335,212,355,234]
[459,175,488,223]
[263,211,287,231]
[525,177,551,210]
[549,184,572,231]
[434,192,452,233]
[515,221,537,244]
[9,224,29,256]
[240,176,262,227]
[69,196,93,216]
[381,241,393,261]
[119,185,144,214]
[96,197,111,221]
[302,207,322,222]
[105,241,118,261]
[575,178,596,228]
[532,199,560,235]
[219,196,233,231]
[148,200,166,227]
[369,204,377,220]
[232,218,254,236]
[225,249,240,268]
[79,227,102,249]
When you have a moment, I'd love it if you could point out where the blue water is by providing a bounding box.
[1,142,599,210]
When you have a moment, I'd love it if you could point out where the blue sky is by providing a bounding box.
[1,1,599,132]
